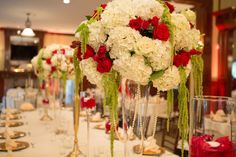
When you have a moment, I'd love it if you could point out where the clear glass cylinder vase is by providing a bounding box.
[119,79,150,157]
[190,96,236,157]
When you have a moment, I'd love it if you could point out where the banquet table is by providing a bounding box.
[0,108,178,157]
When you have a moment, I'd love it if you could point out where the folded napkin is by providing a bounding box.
[91,112,101,121]
[144,136,159,152]
[191,135,235,157]
[20,102,35,111]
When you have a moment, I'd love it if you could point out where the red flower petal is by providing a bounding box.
[46,58,51,65]
[97,58,112,73]
[165,2,175,13]
[151,16,159,27]
[153,23,170,41]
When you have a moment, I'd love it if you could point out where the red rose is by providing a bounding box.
[97,45,107,58]
[51,66,57,72]
[151,16,159,27]
[165,2,175,13]
[84,45,95,59]
[70,41,80,49]
[76,47,82,61]
[46,58,51,65]
[141,20,150,29]
[81,97,96,109]
[93,55,99,62]
[189,49,202,56]
[153,23,170,41]
[60,49,65,54]
[129,18,142,30]
[52,50,57,55]
[101,4,107,9]
[105,121,111,134]
[173,52,190,67]
[97,58,112,73]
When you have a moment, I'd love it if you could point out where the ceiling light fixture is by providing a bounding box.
[63,0,70,4]
[21,13,35,37]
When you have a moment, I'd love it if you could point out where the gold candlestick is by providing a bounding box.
[67,95,84,157]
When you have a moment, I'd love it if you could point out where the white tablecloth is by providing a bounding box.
[0,109,178,157]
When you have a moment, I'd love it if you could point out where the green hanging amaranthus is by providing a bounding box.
[73,48,83,97]
[167,89,174,131]
[178,67,189,157]
[102,71,120,157]
[191,55,204,96]
[75,5,119,157]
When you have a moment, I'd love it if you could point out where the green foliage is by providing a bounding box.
[102,71,120,157]
[167,89,174,131]
[191,55,204,96]
[75,5,105,54]
[178,67,189,157]
[73,48,82,94]
[150,70,164,81]
[75,23,90,53]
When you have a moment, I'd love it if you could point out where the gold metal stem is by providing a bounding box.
[67,94,84,157]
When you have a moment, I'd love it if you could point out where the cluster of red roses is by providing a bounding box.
[173,49,202,67]
[71,41,112,73]
[129,16,170,41]
[81,97,96,109]
[128,2,174,41]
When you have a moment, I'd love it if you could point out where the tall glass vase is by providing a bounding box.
[40,80,53,121]
[190,96,236,157]
[119,79,150,157]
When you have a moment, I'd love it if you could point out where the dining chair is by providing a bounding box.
[161,116,179,153]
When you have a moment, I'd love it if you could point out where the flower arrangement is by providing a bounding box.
[72,0,203,156]
[31,44,75,80]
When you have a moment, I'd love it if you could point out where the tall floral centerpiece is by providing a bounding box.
[31,44,74,121]
[72,0,203,156]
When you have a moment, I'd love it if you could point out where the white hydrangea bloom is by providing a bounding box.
[80,58,103,88]
[43,44,60,59]
[88,21,107,51]
[106,27,141,59]
[132,0,164,20]
[171,13,190,30]
[134,37,157,56]
[101,0,135,31]
[65,48,74,58]
[113,55,152,85]
[146,40,172,71]
[171,13,200,51]
[153,66,180,91]
[181,9,196,26]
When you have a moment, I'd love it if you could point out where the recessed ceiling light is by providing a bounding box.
[63,0,70,4]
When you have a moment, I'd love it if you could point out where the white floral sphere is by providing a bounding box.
[80,58,103,88]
